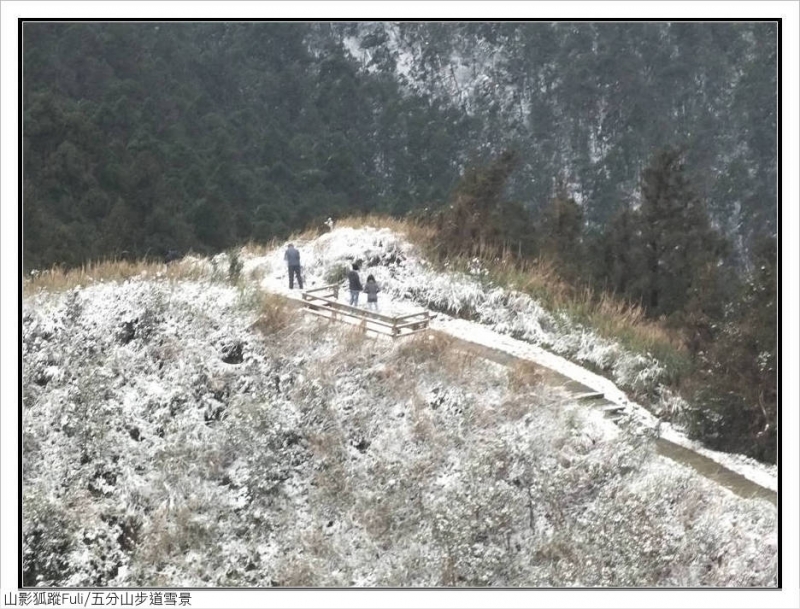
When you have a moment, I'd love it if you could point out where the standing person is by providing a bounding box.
[364,274,380,311]
[347,263,363,306]
[284,243,303,290]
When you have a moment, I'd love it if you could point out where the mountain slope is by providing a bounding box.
[22,225,777,587]
[22,22,776,269]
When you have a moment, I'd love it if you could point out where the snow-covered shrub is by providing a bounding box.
[539,463,778,587]
[426,439,526,586]
[208,252,231,283]
[64,288,84,323]
[323,264,349,286]
[22,488,75,586]
[221,397,307,504]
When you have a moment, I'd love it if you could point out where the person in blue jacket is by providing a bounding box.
[284,244,303,289]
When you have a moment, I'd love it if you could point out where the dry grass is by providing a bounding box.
[240,237,282,257]
[250,293,293,336]
[441,348,479,378]
[486,258,685,362]
[333,214,437,244]
[341,324,370,350]
[396,332,480,384]
[508,360,544,392]
[396,332,454,363]
[23,258,208,296]
[369,361,403,386]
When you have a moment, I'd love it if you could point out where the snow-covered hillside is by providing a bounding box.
[251,227,667,394]
[21,225,777,587]
[240,225,776,491]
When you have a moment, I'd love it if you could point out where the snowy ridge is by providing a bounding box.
[22,232,777,587]
[241,225,776,493]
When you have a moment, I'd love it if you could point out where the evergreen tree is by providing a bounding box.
[433,150,536,259]
[22,22,776,276]
[537,184,585,279]
[690,234,777,463]
[591,203,646,302]
[638,147,725,318]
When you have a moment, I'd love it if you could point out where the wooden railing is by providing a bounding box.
[301,284,430,337]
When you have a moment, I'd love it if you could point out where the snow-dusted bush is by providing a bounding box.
[227,249,244,284]
[22,487,75,586]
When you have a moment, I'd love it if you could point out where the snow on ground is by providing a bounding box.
[22,270,777,587]
[19,225,777,589]
[238,225,777,493]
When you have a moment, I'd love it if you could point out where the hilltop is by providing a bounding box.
[22,223,777,587]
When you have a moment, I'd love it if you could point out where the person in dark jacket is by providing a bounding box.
[364,274,380,311]
[284,244,303,289]
[347,263,363,306]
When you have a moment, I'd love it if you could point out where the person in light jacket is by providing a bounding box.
[284,244,303,289]
[347,263,363,306]
[364,274,380,311]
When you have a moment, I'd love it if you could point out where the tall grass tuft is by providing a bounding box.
[397,332,454,363]
[22,258,208,296]
[249,292,292,336]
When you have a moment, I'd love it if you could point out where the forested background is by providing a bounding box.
[23,21,776,265]
[22,21,777,461]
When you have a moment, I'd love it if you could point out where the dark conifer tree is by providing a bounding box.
[434,150,536,259]
[592,204,645,301]
[537,184,585,279]
[638,147,725,319]
[689,233,776,463]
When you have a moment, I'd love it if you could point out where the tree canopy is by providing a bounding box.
[23,22,776,269]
